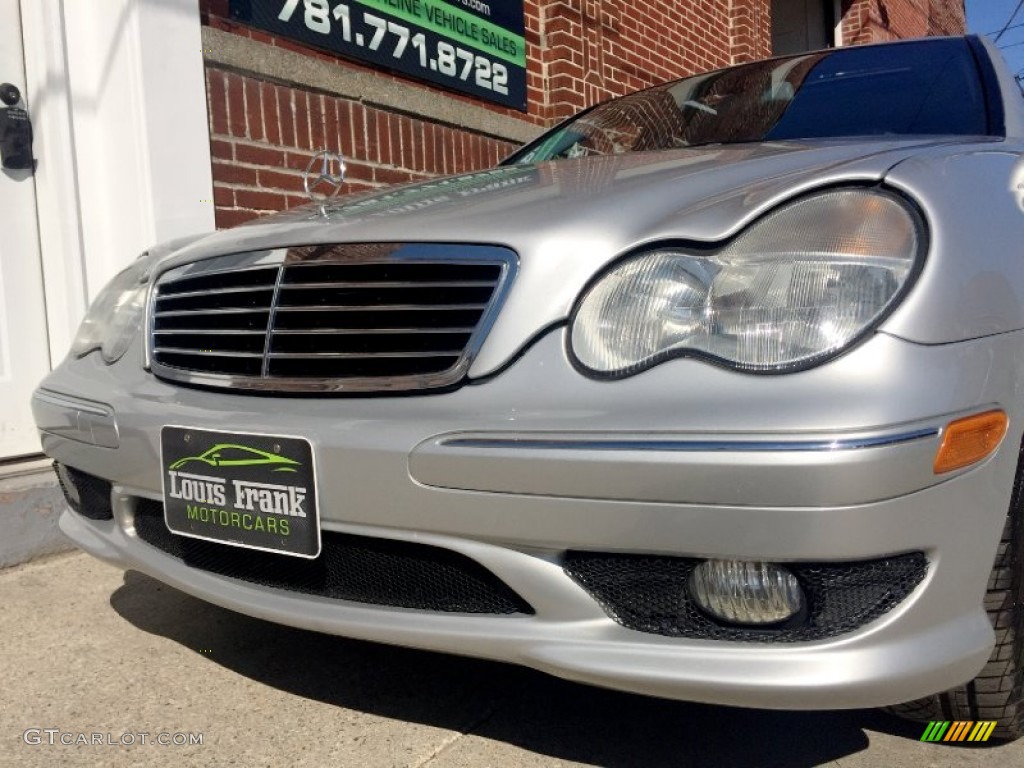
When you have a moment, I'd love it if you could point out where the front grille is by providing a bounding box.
[564,551,927,643]
[133,500,533,615]
[149,243,516,393]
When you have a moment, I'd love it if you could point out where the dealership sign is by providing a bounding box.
[230,0,527,110]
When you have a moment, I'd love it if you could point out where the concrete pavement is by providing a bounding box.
[2,551,1022,768]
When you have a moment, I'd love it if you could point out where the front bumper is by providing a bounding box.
[33,329,1024,709]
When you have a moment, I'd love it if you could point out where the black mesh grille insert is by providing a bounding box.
[133,500,532,615]
[55,463,113,521]
[563,551,927,642]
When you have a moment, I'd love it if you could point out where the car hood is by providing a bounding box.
[163,138,962,376]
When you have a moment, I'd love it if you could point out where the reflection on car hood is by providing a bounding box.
[165,137,964,376]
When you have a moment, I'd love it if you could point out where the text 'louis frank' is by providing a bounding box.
[167,471,307,517]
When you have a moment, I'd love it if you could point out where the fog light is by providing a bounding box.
[689,560,803,625]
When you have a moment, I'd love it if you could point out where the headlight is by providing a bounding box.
[570,188,923,375]
[71,253,154,363]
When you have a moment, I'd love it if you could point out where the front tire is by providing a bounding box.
[885,460,1024,740]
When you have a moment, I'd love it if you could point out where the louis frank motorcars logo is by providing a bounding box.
[167,471,308,518]
[169,443,300,472]
[167,443,308,520]
[167,473,307,520]
[161,428,319,556]
[304,149,347,212]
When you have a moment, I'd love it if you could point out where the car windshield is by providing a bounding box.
[510,38,990,164]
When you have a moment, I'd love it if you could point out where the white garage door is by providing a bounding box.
[0,0,52,459]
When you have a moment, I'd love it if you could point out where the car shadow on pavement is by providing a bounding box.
[111,569,941,767]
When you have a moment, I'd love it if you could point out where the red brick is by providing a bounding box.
[211,162,258,185]
[432,126,446,175]
[344,160,374,183]
[225,72,246,137]
[257,168,306,194]
[422,122,435,172]
[234,189,289,211]
[324,97,340,154]
[351,103,368,158]
[248,29,275,46]
[344,181,375,195]
[279,86,296,147]
[216,208,260,229]
[284,150,316,172]
[213,185,233,207]
[261,83,281,145]
[310,95,326,151]
[209,138,233,161]
[399,117,415,170]
[373,165,414,185]
[236,143,285,167]
[369,108,388,164]
[337,99,356,156]
[294,91,311,150]
[203,0,229,18]
[244,79,263,142]
[208,71,228,136]
[387,113,402,168]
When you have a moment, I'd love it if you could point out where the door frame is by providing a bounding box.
[19,0,216,370]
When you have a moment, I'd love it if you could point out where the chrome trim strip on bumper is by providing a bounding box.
[438,427,940,453]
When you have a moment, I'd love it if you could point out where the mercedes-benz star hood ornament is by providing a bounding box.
[304,150,347,215]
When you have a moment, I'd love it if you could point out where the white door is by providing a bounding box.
[0,0,52,458]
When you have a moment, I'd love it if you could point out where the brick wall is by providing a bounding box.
[540,1,773,121]
[842,0,965,46]
[200,0,964,228]
[206,68,518,228]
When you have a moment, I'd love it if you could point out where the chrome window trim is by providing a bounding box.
[146,243,518,394]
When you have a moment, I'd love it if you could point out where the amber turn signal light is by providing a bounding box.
[934,410,1009,474]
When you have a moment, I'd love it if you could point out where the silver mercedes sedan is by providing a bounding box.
[33,35,1024,740]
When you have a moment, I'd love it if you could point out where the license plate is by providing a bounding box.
[160,426,320,559]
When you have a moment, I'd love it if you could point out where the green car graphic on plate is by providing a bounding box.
[168,444,300,472]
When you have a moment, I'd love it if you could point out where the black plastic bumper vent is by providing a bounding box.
[132,500,532,615]
[55,463,113,521]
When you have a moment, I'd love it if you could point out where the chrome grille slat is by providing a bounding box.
[280,281,498,290]
[155,286,275,300]
[271,328,476,335]
[268,351,463,359]
[164,264,280,279]
[148,245,517,393]
[154,308,271,317]
[156,348,264,358]
[274,303,489,312]
[153,329,267,335]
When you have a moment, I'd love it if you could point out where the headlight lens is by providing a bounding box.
[71,254,153,363]
[570,188,922,375]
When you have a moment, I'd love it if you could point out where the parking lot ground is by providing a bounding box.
[2,551,1023,768]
